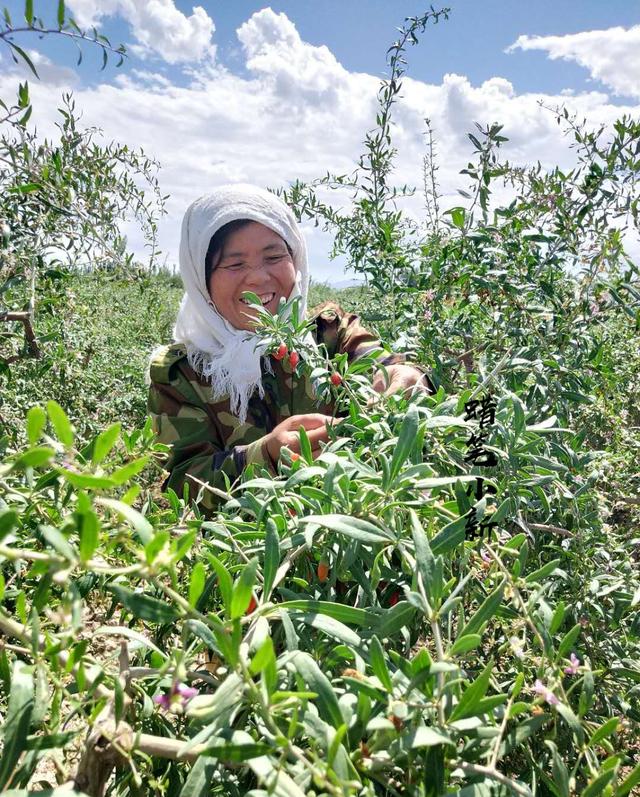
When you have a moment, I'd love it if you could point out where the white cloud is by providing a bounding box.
[507,25,640,99]
[1,50,79,87]
[65,0,216,64]
[1,11,638,282]
[237,8,357,109]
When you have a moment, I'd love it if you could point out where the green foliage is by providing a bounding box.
[1,1,164,373]
[1,5,639,797]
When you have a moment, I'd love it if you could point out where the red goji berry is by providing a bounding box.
[389,591,401,607]
[389,714,404,731]
[288,350,300,368]
[330,372,342,386]
[317,561,329,582]
[273,342,288,361]
[246,595,257,614]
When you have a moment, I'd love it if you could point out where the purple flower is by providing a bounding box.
[153,693,172,710]
[534,679,559,706]
[564,653,580,676]
[154,682,199,712]
[176,683,199,700]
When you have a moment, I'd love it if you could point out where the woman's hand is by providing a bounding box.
[263,413,336,466]
[372,363,430,398]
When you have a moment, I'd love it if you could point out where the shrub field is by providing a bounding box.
[1,5,640,797]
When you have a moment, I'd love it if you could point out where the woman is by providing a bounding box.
[148,184,429,511]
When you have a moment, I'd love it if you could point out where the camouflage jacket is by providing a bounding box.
[148,301,428,511]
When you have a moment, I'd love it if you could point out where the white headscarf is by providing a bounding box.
[173,184,312,424]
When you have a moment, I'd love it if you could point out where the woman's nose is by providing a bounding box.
[243,263,271,285]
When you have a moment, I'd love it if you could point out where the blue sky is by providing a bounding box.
[1,1,639,281]
[6,1,637,97]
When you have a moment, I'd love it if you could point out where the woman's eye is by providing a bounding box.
[225,263,245,271]
[266,254,286,262]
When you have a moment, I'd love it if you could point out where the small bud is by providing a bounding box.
[290,452,300,462]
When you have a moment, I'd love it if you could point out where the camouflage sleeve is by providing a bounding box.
[312,301,434,391]
[147,347,269,512]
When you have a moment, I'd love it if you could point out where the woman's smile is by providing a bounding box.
[239,291,276,307]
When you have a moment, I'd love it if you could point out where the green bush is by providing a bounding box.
[1,5,640,797]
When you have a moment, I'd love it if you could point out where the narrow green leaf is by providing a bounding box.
[79,511,99,562]
[24,0,34,25]
[94,625,166,657]
[545,740,569,797]
[12,446,55,470]
[298,425,313,464]
[580,770,615,797]
[431,515,466,556]
[62,471,115,490]
[9,182,42,195]
[409,509,440,605]
[40,525,76,560]
[0,661,34,789]
[617,762,640,796]
[588,717,618,747]
[299,514,392,543]
[0,509,19,540]
[46,400,74,447]
[110,455,149,485]
[57,0,65,27]
[263,518,279,600]
[230,558,259,619]
[326,723,348,767]
[408,727,451,747]
[289,651,343,729]
[108,584,180,624]
[288,610,360,648]
[389,404,419,480]
[249,636,275,676]
[550,601,566,635]
[449,660,493,722]
[458,581,505,638]
[26,405,47,445]
[96,498,153,544]
[525,558,561,584]
[91,423,121,465]
[448,634,482,657]
[275,599,374,627]
[185,619,223,651]
[189,562,206,607]
[369,635,392,691]
[374,600,416,639]
[557,623,581,658]
[555,701,584,743]
[206,554,233,617]
[179,755,217,797]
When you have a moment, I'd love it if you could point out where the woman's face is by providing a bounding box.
[208,221,297,331]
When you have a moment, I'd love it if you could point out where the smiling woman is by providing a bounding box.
[147,184,430,511]
[206,220,297,331]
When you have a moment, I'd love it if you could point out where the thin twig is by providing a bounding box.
[0,310,40,356]
[454,760,532,797]
[526,522,571,538]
